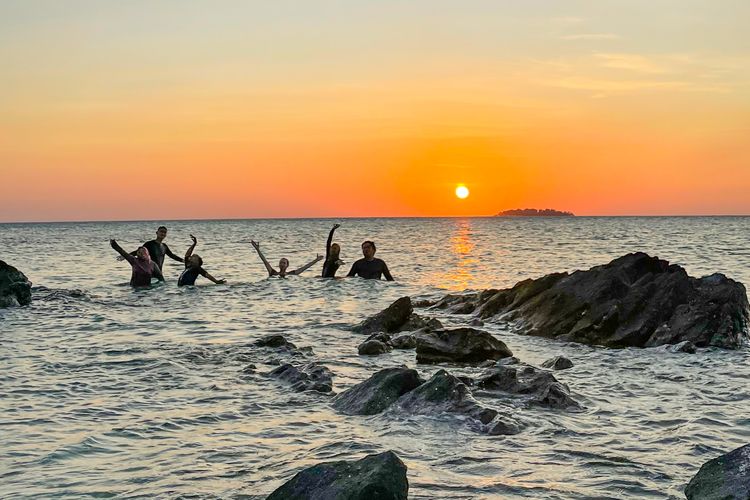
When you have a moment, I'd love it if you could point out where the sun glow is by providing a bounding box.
[455,185,470,199]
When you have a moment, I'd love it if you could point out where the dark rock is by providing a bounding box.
[685,443,750,500]
[0,260,32,307]
[412,298,437,308]
[456,375,474,387]
[255,334,297,349]
[365,332,392,344]
[242,364,257,373]
[431,253,749,349]
[332,367,424,415]
[469,318,485,327]
[401,313,444,332]
[667,341,697,354]
[390,334,417,349]
[358,340,392,356]
[393,370,522,435]
[353,296,413,334]
[415,328,513,364]
[267,450,408,500]
[266,363,333,393]
[476,364,580,409]
[541,356,574,370]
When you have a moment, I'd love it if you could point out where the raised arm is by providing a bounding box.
[200,268,226,284]
[291,254,323,275]
[164,243,184,263]
[325,223,340,260]
[251,240,277,276]
[111,239,135,264]
[184,235,197,265]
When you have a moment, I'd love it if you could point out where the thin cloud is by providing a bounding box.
[595,53,666,74]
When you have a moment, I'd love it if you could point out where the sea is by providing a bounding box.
[1,217,749,499]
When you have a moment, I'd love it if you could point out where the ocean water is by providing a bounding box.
[1,217,749,499]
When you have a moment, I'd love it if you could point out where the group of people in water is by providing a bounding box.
[109,224,394,287]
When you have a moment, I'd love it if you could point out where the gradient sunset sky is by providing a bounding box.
[1,0,749,221]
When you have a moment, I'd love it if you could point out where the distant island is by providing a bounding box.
[496,208,575,217]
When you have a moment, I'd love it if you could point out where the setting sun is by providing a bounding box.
[455,185,470,200]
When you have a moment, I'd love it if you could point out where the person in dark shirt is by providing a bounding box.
[110,239,164,287]
[129,226,183,271]
[347,240,394,281]
[178,235,225,287]
[322,223,344,278]
[251,240,322,278]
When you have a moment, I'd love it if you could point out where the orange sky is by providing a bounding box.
[1,1,749,221]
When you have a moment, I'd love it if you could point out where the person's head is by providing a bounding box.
[136,246,151,261]
[329,243,341,260]
[156,226,168,241]
[188,254,203,268]
[278,258,289,272]
[361,241,376,259]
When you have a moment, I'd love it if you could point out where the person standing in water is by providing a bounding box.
[322,223,344,278]
[250,240,322,278]
[129,226,183,271]
[347,240,394,281]
[110,239,164,287]
[178,235,226,286]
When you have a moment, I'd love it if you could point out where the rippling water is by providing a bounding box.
[2,217,749,499]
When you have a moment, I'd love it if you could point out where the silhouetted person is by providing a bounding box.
[178,235,226,286]
[110,239,164,287]
[251,240,322,278]
[129,226,183,271]
[347,241,393,281]
[322,223,344,278]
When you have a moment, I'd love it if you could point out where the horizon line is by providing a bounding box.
[1,214,750,224]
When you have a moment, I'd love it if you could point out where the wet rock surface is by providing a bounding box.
[415,328,513,364]
[390,334,417,349]
[266,450,408,500]
[393,370,523,435]
[255,334,297,349]
[332,367,424,415]
[541,356,574,370]
[0,260,32,307]
[266,363,333,393]
[353,296,413,334]
[358,339,392,356]
[431,252,749,349]
[476,363,581,409]
[685,443,750,500]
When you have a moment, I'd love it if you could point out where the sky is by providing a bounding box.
[1,0,749,221]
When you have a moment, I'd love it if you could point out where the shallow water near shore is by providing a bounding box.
[2,216,750,499]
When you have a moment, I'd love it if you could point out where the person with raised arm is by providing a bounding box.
[250,240,323,278]
[128,226,183,272]
[110,239,164,287]
[177,235,226,287]
[321,223,344,278]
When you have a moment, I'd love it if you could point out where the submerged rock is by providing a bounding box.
[432,253,749,349]
[667,340,697,354]
[267,450,408,500]
[541,356,574,370]
[255,334,297,349]
[0,261,32,307]
[476,363,580,409]
[415,328,513,364]
[332,367,424,415]
[353,296,413,334]
[685,443,750,500]
[358,340,392,356]
[393,370,522,435]
[266,363,333,393]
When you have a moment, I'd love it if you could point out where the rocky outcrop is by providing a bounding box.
[0,261,32,307]
[393,370,523,435]
[432,253,749,349]
[266,363,333,393]
[358,340,391,356]
[255,334,296,349]
[541,356,574,370]
[415,328,513,364]
[332,367,424,415]
[266,450,408,500]
[685,443,750,500]
[476,363,580,409]
[390,334,417,349]
[353,297,413,334]
[666,341,697,354]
